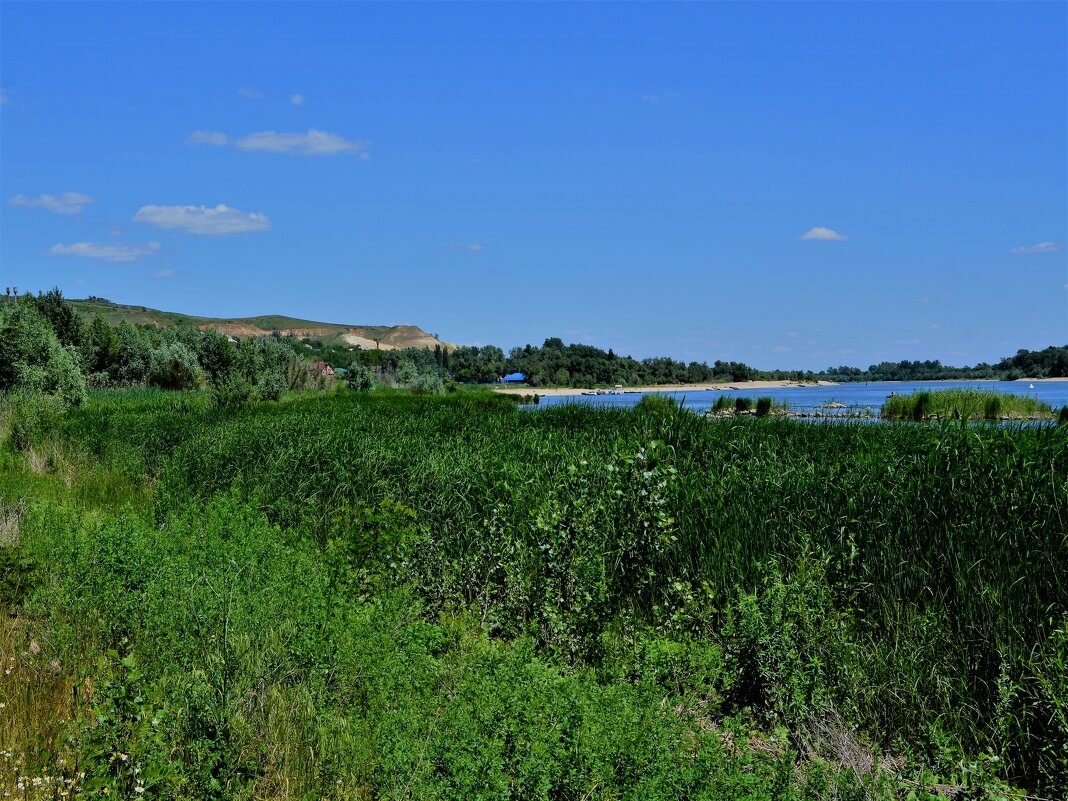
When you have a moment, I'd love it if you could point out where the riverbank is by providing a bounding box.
[493,379,839,398]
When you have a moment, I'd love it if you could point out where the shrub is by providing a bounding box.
[211,371,253,408]
[147,343,202,390]
[735,396,752,413]
[410,373,444,396]
[254,369,287,402]
[755,397,772,417]
[635,394,677,415]
[345,362,375,392]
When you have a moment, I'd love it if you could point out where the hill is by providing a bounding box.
[68,297,453,351]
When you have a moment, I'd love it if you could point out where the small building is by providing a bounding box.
[309,361,336,378]
[501,372,527,384]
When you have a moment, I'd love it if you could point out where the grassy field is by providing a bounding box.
[1,390,1065,799]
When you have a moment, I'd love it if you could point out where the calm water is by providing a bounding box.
[527,381,1068,416]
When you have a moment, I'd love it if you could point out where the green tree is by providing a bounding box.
[0,301,55,389]
[86,314,121,377]
[0,301,86,405]
[115,322,152,384]
[32,287,86,350]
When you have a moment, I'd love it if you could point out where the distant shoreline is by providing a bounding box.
[493,379,839,398]
[493,376,1068,398]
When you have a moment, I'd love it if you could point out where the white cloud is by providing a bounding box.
[290,94,304,106]
[234,129,370,156]
[133,204,270,235]
[187,129,228,147]
[773,345,790,353]
[0,87,10,105]
[50,241,161,262]
[9,192,95,214]
[467,243,485,253]
[1011,242,1060,255]
[800,226,847,241]
[152,269,176,279]
[238,87,263,99]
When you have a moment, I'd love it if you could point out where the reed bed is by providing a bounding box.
[5,390,1066,796]
[881,388,1056,421]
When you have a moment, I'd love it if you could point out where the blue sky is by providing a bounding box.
[2,1,1065,370]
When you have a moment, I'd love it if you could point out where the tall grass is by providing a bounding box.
[882,389,1055,421]
[5,391,1068,796]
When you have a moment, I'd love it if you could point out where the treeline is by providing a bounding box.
[325,336,1068,388]
[313,337,773,387]
[0,289,329,407]
[5,291,1064,397]
[823,347,1068,382]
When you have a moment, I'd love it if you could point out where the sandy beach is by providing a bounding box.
[493,379,839,398]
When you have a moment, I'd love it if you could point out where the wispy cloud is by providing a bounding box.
[641,91,679,104]
[0,87,10,105]
[238,87,263,99]
[186,129,228,147]
[133,204,270,235]
[152,269,176,280]
[773,345,790,353]
[434,243,486,255]
[1011,242,1060,255]
[9,192,94,214]
[800,226,847,241]
[234,129,369,157]
[50,241,161,262]
[290,94,304,106]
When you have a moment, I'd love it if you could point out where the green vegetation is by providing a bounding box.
[34,294,1068,387]
[881,389,1056,421]
[1,387,1065,799]
[2,291,1067,798]
[67,296,444,352]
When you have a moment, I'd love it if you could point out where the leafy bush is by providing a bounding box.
[345,362,375,392]
[0,302,87,405]
[147,343,202,390]
[755,397,772,417]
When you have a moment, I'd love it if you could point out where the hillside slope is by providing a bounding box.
[69,298,453,351]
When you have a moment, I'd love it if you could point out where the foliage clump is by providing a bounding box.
[881,389,1055,421]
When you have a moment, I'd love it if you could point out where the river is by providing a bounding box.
[526,380,1068,417]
